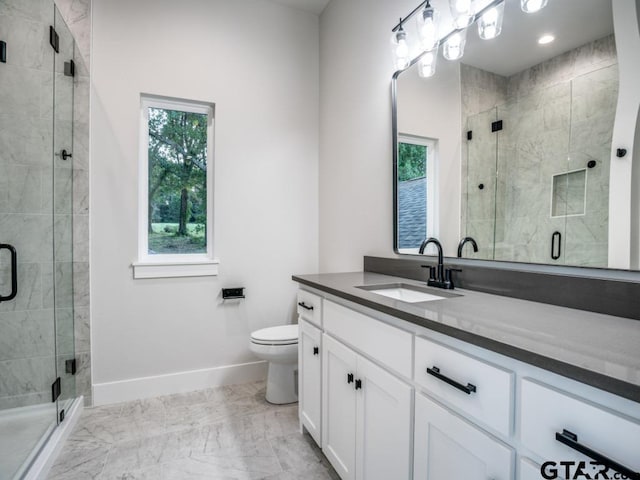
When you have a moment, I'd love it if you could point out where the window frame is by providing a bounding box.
[133,94,218,279]
[397,134,439,255]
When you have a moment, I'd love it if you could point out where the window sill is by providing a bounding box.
[132,259,219,279]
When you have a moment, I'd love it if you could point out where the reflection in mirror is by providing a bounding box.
[392,0,640,270]
[397,135,437,252]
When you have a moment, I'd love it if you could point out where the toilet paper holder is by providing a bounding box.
[222,287,245,300]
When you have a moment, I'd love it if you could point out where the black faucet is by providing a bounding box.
[418,237,458,289]
[457,237,478,258]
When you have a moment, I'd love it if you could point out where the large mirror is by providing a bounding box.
[393,0,640,270]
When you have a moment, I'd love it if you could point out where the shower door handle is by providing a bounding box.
[0,244,18,302]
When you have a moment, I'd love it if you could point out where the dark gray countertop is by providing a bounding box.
[292,271,640,403]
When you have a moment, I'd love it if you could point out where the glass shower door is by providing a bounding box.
[53,5,76,418]
[0,2,77,478]
[0,2,58,478]
[463,106,499,260]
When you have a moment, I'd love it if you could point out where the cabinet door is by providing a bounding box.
[356,355,412,480]
[322,334,358,480]
[414,393,514,480]
[299,320,322,446]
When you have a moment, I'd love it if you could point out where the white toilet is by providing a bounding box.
[249,324,299,404]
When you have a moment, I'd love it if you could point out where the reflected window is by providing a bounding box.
[397,135,437,253]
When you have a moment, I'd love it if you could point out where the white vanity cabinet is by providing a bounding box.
[414,392,514,480]
[322,334,413,480]
[299,319,322,445]
[297,291,323,445]
[295,287,640,480]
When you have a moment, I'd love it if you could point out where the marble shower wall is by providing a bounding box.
[461,35,618,267]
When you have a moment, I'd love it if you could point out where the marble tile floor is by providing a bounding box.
[48,381,339,480]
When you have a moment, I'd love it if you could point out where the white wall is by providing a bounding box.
[91,0,319,403]
[318,0,461,272]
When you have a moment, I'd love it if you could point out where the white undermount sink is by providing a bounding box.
[356,283,460,303]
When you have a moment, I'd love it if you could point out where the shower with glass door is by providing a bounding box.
[0,2,80,478]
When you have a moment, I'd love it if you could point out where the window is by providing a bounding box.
[134,94,217,279]
[397,135,438,254]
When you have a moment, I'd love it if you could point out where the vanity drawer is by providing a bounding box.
[323,300,412,378]
[297,290,322,327]
[414,336,513,436]
[520,378,640,478]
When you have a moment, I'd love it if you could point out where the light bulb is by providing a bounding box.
[443,29,467,61]
[417,2,440,51]
[478,3,504,40]
[391,28,410,70]
[521,0,548,13]
[449,0,473,28]
[418,48,438,78]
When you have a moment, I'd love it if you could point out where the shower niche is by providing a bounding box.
[0,3,80,478]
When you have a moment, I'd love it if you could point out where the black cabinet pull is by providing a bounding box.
[298,301,314,311]
[0,244,18,303]
[355,379,362,390]
[313,346,319,356]
[555,430,639,480]
[427,366,476,395]
[347,373,354,384]
[551,231,562,260]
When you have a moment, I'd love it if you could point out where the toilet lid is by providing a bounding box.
[251,325,299,345]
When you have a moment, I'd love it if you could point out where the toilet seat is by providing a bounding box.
[250,325,298,346]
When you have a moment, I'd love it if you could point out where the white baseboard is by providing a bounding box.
[93,360,268,406]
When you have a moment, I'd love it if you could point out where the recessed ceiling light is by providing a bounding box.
[538,34,555,45]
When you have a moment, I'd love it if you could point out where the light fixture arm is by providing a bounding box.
[392,0,432,33]
[393,0,506,73]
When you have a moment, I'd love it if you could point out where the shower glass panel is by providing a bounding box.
[0,2,76,478]
[53,5,76,416]
[564,64,618,267]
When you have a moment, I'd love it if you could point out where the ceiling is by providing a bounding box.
[269,0,331,15]
[462,0,614,76]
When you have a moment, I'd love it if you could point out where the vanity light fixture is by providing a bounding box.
[521,0,548,13]
[392,0,553,78]
[538,34,555,44]
[391,20,411,70]
[418,48,439,77]
[443,29,468,60]
[449,0,474,29]
[417,1,440,51]
[478,3,505,40]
